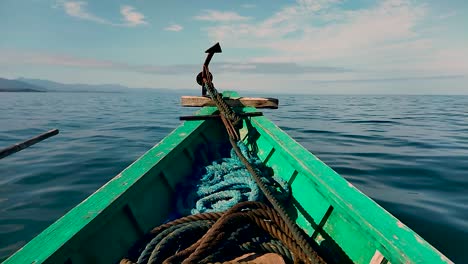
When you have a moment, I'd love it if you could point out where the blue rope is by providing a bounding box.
[176,142,289,215]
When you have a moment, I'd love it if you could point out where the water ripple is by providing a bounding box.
[0,93,467,262]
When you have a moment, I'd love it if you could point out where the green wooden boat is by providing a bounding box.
[3,91,452,264]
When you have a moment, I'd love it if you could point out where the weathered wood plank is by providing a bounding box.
[181,96,278,109]
[179,112,263,121]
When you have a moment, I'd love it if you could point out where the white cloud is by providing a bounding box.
[194,10,251,22]
[203,0,467,73]
[193,0,468,89]
[56,1,148,27]
[120,5,148,26]
[203,0,345,43]
[164,24,183,32]
[61,1,111,24]
[206,0,425,57]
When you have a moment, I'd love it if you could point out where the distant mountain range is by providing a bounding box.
[0,77,196,93]
[0,78,47,92]
[1,77,129,92]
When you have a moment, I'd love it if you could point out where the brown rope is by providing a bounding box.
[199,62,325,263]
[202,65,240,141]
[150,212,223,234]
[184,211,306,264]
[123,201,323,264]
[164,202,267,264]
[229,139,325,264]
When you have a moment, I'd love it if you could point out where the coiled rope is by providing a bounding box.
[176,142,290,215]
[122,201,314,264]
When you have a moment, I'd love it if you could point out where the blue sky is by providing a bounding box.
[1,0,467,94]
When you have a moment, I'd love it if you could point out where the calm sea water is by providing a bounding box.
[0,91,467,262]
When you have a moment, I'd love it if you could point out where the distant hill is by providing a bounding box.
[17,77,198,93]
[1,77,198,93]
[0,78,47,92]
[18,78,129,93]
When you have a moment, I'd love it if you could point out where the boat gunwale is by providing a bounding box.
[248,109,452,264]
[2,106,219,264]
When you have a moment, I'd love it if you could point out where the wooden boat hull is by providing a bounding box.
[4,93,452,264]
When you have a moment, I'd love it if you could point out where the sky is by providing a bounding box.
[0,0,467,94]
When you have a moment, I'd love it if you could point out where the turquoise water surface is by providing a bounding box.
[0,91,467,262]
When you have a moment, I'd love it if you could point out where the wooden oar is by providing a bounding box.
[0,129,59,159]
